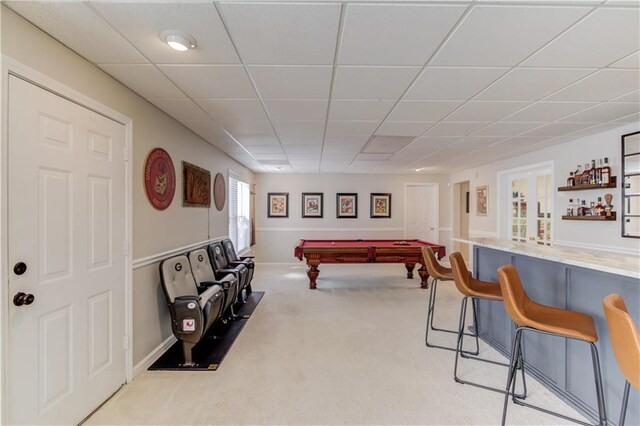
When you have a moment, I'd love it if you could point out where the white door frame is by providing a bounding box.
[403,182,440,242]
[0,55,134,424]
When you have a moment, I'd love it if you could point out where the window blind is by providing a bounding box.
[229,175,250,253]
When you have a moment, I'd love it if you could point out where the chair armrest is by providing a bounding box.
[171,296,203,342]
[240,255,255,260]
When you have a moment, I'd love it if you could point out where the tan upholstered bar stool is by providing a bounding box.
[497,265,607,426]
[449,253,526,396]
[422,247,478,354]
[603,294,639,426]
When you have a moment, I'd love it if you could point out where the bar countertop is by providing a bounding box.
[460,238,640,280]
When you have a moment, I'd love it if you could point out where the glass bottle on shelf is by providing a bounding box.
[590,159,596,185]
[589,201,596,216]
[595,197,605,216]
[601,157,611,186]
[567,172,575,187]
[568,198,574,216]
[596,159,603,185]
[582,164,590,185]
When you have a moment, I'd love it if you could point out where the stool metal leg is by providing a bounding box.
[619,381,630,426]
[501,328,524,426]
[589,342,608,426]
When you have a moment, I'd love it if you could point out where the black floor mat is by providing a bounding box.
[149,291,264,371]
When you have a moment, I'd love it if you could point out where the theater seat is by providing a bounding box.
[209,241,250,303]
[221,238,254,293]
[189,248,238,318]
[160,255,225,366]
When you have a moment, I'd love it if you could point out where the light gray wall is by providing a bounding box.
[253,173,451,262]
[1,6,254,367]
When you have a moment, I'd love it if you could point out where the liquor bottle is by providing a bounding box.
[590,159,596,185]
[589,201,596,216]
[567,172,575,187]
[578,199,585,216]
[582,164,590,185]
[595,197,605,216]
[569,198,575,216]
[596,159,602,185]
[601,157,611,186]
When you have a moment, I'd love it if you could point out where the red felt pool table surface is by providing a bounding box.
[294,239,446,289]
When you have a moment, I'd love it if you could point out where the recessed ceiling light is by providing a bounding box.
[160,30,197,52]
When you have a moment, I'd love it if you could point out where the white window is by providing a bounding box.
[229,174,251,253]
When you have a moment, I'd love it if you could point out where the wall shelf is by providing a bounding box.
[562,212,616,221]
[557,176,616,191]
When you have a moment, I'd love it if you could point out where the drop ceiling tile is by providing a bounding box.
[520,122,596,137]
[217,2,341,64]
[6,2,146,64]
[272,120,325,135]
[289,159,321,169]
[249,66,333,99]
[149,98,211,122]
[234,135,280,146]
[376,121,436,137]
[320,160,351,172]
[472,122,544,137]
[323,137,369,153]
[388,101,463,121]
[220,120,274,135]
[195,99,267,121]
[611,90,640,103]
[333,67,421,99]
[614,112,640,123]
[431,5,590,66]
[279,135,324,146]
[348,160,383,170]
[159,65,256,99]
[406,67,509,100]
[453,136,505,148]
[245,144,284,154]
[91,2,239,64]
[326,121,379,136]
[548,69,640,101]
[611,51,640,69]
[252,152,288,160]
[523,8,640,68]
[322,153,358,161]
[182,120,229,141]
[424,122,490,137]
[263,100,328,121]
[503,101,597,122]
[445,101,531,121]
[559,122,627,139]
[559,102,640,122]
[329,100,396,121]
[284,145,322,155]
[363,136,414,154]
[477,68,595,101]
[356,153,393,161]
[99,65,183,98]
[339,4,466,65]
[499,136,550,146]
[412,136,461,149]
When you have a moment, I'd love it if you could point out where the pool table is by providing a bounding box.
[294,239,446,289]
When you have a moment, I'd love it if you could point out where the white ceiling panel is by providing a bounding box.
[503,101,597,122]
[338,4,466,66]
[376,121,436,137]
[245,144,285,155]
[332,67,421,99]
[326,121,379,136]
[321,160,351,172]
[220,120,274,135]
[284,145,322,155]
[548,69,640,101]
[411,136,461,150]
[424,122,490,137]
[363,136,414,154]
[149,98,211,122]
[263,99,328,121]
[329,100,396,121]
[91,2,240,64]
[477,68,595,101]
[322,153,358,161]
[615,112,640,123]
[347,160,383,170]
[445,101,531,121]
[249,66,333,99]
[196,99,267,121]
[431,5,590,66]
[612,90,640,103]
[279,135,324,146]
[99,65,183,98]
[6,2,146,64]
[453,136,505,148]
[388,101,463,121]
[182,120,230,141]
[234,135,280,146]
[159,65,256,99]
[323,138,368,153]
[471,122,543,137]
[520,122,596,137]
[499,136,550,147]
[356,153,393,161]
[406,67,509,100]
[272,120,325,135]
[217,2,341,65]
[559,102,640,123]
[560,122,628,139]
[611,51,640,69]
[523,8,640,68]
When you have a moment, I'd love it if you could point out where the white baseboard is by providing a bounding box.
[133,335,177,378]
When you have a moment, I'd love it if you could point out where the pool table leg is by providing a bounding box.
[307,265,319,290]
[418,264,430,289]
[404,263,415,279]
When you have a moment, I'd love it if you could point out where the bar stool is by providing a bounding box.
[603,294,639,426]
[449,253,526,397]
[497,264,607,426]
[422,246,478,354]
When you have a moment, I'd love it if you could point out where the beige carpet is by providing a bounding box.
[86,263,586,425]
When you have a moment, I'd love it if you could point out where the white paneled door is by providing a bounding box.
[405,184,438,243]
[7,76,127,425]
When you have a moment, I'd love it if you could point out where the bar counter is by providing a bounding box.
[464,238,639,425]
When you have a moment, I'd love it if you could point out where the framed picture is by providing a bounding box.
[337,193,358,218]
[182,161,210,207]
[302,193,323,218]
[268,192,289,218]
[476,185,488,216]
[370,193,391,218]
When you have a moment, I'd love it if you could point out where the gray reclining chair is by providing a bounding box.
[222,238,254,297]
[208,242,250,303]
[160,255,225,366]
[188,248,238,320]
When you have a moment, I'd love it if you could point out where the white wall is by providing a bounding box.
[253,173,451,262]
[450,122,640,254]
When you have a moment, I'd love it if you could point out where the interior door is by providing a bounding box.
[405,185,438,242]
[7,76,127,425]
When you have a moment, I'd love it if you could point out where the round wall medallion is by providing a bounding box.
[213,173,226,211]
[144,148,176,211]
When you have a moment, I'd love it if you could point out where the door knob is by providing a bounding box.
[13,292,35,306]
[13,262,27,275]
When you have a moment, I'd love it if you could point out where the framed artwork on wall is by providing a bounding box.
[370,193,391,218]
[268,192,289,218]
[302,193,323,218]
[476,185,488,216]
[337,193,358,218]
[183,161,211,207]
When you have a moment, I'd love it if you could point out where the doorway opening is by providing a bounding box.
[452,181,471,261]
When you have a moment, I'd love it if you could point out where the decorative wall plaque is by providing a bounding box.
[144,148,176,211]
[214,173,226,211]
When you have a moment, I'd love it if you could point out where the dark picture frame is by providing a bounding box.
[182,161,211,207]
[370,193,392,218]
[337,193,358,218]
[267,192,289,218]
[302,193,323,218]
